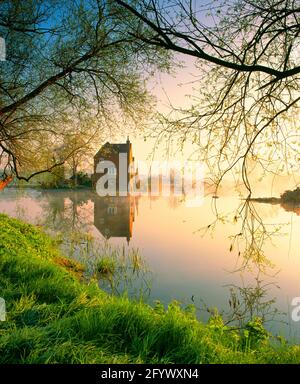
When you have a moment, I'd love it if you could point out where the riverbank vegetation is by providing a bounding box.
[249,187,300,205]
[5,171,92,190]
[1,214,300,364]
[281,188,300,204]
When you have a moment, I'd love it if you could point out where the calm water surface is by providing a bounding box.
[1,188,300,341]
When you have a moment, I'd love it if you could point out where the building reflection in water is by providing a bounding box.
[93,195,139,244]
[93,194,300,244]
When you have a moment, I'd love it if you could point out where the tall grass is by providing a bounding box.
[1,213,300,363]
[59,232,152,298]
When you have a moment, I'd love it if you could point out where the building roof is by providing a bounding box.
[94,141,131,159]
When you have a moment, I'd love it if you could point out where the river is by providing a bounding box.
[1,187,300,341]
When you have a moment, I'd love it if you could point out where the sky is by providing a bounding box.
[3,0,299,197]
[118,55,200,163]
[103,53,300,197]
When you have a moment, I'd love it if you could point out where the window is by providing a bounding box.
[107,206,117,215]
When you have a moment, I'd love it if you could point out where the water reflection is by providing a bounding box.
[280,202,300,216]
[250,197,300,216]
[38,190,95,234]
[0,188,300,340]
[94,196,138,244]
[37,191,139,243]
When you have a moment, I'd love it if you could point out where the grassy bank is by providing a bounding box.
[0,214,300,364]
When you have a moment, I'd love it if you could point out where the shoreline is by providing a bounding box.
[1,213,300,363]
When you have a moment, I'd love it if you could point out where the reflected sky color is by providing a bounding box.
[1,188,300,340]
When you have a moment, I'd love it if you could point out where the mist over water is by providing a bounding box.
[1,187,300,341]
